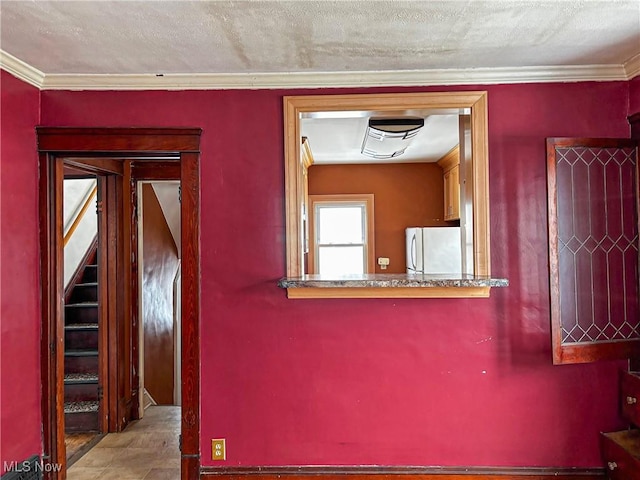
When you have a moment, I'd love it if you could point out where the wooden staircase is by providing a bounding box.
[64,248,100,432]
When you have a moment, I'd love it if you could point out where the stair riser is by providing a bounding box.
[69,285,98,303]
[65,383,99,403]
[82,265,98,283]
[65,255,100,434]
[65,412,99,432]
[65,330,99,350]
[65,356,99,375]
[65,307,98,325]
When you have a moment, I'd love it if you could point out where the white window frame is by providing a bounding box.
[308,194,375,275]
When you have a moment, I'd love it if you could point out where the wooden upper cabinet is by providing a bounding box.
[546,137,640,364]
[438,146,460,221]
[444,165,460,221]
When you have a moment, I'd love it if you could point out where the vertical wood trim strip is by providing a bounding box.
[630,143,640,372]
[39,152,54,475]
[122,161,135,424]
[97,177,110,432]
[545,139,562,365]
[284,97,302,276]
[105,175,120,431]
[54,159,66,479]
[129,174,141,420]
[307,195,316,274]
[635,145,640,359]
[181,151,201,480]
[39,152,65,480]
[471,93,490,277]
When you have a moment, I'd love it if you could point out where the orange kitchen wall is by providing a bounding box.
[308,162,450,273]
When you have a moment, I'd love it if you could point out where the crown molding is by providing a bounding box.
[624,53,640,79]
[0,50,45,88]
[38,64,629,90]
[0,49,633,90]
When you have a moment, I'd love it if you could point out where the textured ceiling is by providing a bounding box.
[3,1,637,163]
[1,0,639,76]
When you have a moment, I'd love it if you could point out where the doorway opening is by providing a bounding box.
[65,178,184,476]
[61,173,102,465]
[137,181,182,414]
[38,128,201,480]
[63,177,185,473]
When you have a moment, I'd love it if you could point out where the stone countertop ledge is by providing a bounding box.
[278,273,509,289]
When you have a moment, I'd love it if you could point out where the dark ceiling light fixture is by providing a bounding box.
[361,117,425,159]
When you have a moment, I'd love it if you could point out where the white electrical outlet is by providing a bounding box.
[377,257,390,269]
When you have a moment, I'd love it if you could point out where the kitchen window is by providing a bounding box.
[308,194,375,275]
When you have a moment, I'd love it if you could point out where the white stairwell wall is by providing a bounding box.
[151,182,181,256]
[64,179,98,288]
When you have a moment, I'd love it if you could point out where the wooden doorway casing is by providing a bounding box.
[38,128,201,480]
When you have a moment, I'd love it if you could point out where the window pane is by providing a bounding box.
[317,206,364,244]
[318,246,364,276]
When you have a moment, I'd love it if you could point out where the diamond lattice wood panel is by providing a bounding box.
[547,138,640,364]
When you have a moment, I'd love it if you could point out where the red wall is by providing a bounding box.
[630,75,640,115]
[39,81,631,468]
[0,71,41,469]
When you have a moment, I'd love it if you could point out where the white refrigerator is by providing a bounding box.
[406,227,462,275]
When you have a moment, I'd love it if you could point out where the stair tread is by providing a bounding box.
[75,282,98,287]
[65,349,98,357]
[65,373,99,383]
[65,302,98,308]
[65,323,99,330]
[64,401,99,414]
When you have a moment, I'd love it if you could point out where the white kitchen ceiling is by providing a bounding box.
[0,0,639,90]
[302,112,461,164]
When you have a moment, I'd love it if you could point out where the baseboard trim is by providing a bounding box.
[200,466,605,479]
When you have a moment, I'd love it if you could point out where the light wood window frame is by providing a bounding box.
[283,91,491,299]
[308,194,375,275]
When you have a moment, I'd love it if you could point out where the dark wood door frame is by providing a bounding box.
[38,128,202,480]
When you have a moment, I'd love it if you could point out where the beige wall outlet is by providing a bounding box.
[211,438,226,461]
